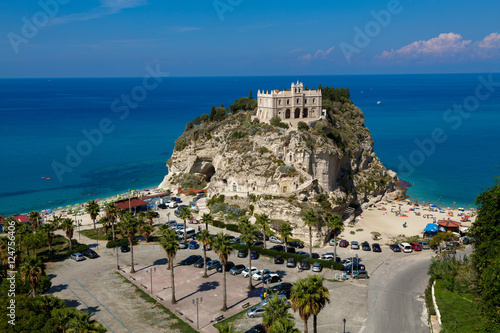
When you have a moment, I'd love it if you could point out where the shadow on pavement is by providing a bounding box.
[49,284,68,293]
[177,280,220,302]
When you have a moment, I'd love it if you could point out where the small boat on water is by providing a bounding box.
[377,101,382,105]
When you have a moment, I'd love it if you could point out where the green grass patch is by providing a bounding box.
[80,228,112,241]
[435,280,485,332]
[350,231,355,235]
[213,303,259,331]
[355,229,363,232]
[116,272,197,333]
[32,235,88,262]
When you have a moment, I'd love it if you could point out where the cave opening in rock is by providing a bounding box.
[201,164,216,182]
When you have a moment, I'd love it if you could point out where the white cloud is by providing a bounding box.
[299,46,334,61]
[376,33,471,61]
[49,0,147,26]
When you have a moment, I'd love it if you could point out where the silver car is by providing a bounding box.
[351,241,360,250]
[312,262,323,272]
[419,241,430,250]
[70,252,85,261]
[247,306,265,318]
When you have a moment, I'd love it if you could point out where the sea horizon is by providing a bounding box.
[1,73,499,216]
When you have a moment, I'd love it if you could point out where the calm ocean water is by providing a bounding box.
[1,74,499,215]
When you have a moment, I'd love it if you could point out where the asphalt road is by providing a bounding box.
[359,252,433,333]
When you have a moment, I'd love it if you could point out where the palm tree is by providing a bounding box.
[326,213,344,262]
[104,202,118,241]
[308,275,330,333]
[262,293,294,331]
[39,224,56,253]
[255,213,270,249]
[178,206,192,242]
[67,310,107,333]
[145,211,156,226]
[119,212,140,273]
[85,200,100,235]
[197,229,213,278]
[28,211,41,232]
[268,318,299,333]
[216,322,235,333]
[98,216,110,240]
[201,213,214,231]
[302,209,318,256]
[50,215,62,230]
[60,218,74,251]
[141,224,153,242]
[279,222,294,253]
[23,232,46,257]
[290,278,314,333]
[238,218,258,289]
[212,232,234,311]
[160,228,180,303]
[20,256,44,297]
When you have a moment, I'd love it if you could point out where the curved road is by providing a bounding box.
[360,252,433,333]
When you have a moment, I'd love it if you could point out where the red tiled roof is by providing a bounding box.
[116,198,148,210]
[438,220,461,228]
[0,215,30,224]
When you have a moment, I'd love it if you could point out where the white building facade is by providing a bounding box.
[256,81,323,123]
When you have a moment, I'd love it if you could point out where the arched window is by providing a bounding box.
[296,98,299,104]
[287,99,290,105]
[305,98,307,104]
[279,99,282,105]
[313,98,316,104]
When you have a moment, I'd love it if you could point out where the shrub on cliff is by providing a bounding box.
[298,121,309,131]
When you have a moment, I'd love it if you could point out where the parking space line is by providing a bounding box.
[65,284,113,333]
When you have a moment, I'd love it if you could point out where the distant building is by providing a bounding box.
[256,81,323,124]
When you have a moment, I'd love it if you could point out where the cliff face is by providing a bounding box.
[159,102,403,245]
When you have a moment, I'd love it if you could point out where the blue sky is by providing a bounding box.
[1,0,499,77]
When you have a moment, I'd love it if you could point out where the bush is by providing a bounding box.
[225,224,240,233]
[298,121,309,131]
[212,220,226,228]
[270,116,281,126]
[278,122,289,129]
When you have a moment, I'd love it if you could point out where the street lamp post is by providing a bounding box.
[148,267,156,294]
[343,318,346,333]
[116,245,120,270]
[192,297,203,330]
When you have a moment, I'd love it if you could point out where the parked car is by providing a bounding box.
[351,241,360,250]
[344,263,366,274]
[287,241,304,248]
[260,294,287,307]
[269,236,283,244]
[206,260,220,270]
[278,289,291,299]
[372,243,382,252]
[410,242,422,251]
[296,251,310,257]
[194,257,211,268]
[237,249,248,258]
[312,262,323,272]
[241,267,259,278]
[252,269,271,281]
[165,220,177,227]
[189,240,199,249]
[270,282,294,293]
[311,253,320,259]
[253,241,265,248]
[274,256,284,264]
[389,244,401,252]
[270,245,285,252]
[247,306,265,318]
[399,242,413,253]
[352,269,369,279]
[254,233,269,241]
[179,255,202,266]
[82,249,99,259]
[286,258,296,268]
[299,260,311,270]
[216,261,235,273]
[70,252,85,261]
[262,273,282,284]
[329,239,337,246]
[229,264,246,275]
[120,244,130,252]
[447,241,460,248]
[441,246,456,254]
[229,237,240,244]
[362,242,371,251]
[339,239,349,248]
[179,240,188,249]
[250,251,259,260]
[419,241,430,249]
[286,247,296,254]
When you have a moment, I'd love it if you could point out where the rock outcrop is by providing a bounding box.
[159,99,404,246]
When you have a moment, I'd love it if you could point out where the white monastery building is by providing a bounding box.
[256,81,323,124]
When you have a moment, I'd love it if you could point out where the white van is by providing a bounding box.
[169,201,178,209]
[400,242,413,253]
[177,227,196,239]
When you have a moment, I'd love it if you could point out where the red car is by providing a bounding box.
[410,242,422,251]
[339,240,349,248]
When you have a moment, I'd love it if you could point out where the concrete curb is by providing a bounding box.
[431,280,442,327]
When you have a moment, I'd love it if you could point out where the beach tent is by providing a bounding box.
[423,223,439,237]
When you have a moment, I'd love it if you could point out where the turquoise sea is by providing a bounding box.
[1,74,499,215]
